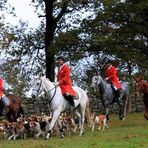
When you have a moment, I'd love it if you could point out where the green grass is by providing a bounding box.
[0,112,148,148]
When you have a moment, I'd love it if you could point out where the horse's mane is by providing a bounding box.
[40,76,53,84]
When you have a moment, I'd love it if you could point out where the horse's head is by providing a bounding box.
[134,76,144,97]
[31,78,44,99]
[91,75,102,92]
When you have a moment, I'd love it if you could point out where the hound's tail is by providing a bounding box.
[85,100,95,132]
[127,95,132,113]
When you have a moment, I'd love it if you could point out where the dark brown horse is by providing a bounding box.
[134,76,148,120]
[2,94,24,122]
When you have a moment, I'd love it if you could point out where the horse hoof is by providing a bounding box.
[44,136,50,140]
[144,115,148,120]
[119,115,126,120]
[80,132,84,136]
[60,135,64,138]
[45,133,51,139]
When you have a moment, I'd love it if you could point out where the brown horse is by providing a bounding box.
[2,94,24,122]
[134,76,148,120]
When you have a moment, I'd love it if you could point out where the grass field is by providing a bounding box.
[0,112,148,148]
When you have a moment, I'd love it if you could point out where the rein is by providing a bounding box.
[99,75,107,87]
[33,80,57,104]
[48,85,57,104]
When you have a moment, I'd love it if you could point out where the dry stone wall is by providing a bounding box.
[89,94,144,114]
[22,96,50,116]
[22,94,144,116]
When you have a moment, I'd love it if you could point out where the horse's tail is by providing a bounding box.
[127,95,132,113]
[17,105,24,117]
[85,100,95,132]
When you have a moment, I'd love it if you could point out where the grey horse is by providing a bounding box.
[91,75,131,120]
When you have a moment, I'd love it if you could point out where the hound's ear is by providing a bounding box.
[139,76,144,81]
[134,77,138,81]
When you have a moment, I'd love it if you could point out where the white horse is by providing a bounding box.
[31,76,94,139]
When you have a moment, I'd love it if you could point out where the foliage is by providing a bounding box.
[0,0,148,95]
[79,0,148,73]
[0,22,46,95]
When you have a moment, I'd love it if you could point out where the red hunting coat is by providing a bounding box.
[105,65,122,89]
[0,78,2,97]
[57,63,75,96]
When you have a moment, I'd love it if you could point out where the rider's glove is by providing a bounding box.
[105,77,108,81]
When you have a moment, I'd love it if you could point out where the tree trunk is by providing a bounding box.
[45,0,56,81]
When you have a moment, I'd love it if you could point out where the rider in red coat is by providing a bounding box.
[56,56,76,109]
[105,63,122,89]
[0,77,5,118]
[105,60,122,101]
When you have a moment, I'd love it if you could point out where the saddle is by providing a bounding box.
[74,91,79,100]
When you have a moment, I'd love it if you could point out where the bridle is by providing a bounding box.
[98,75,107,87]
[32,79,43,96]
[33,79,57,104]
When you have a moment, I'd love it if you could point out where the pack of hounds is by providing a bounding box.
[0,112,109,140]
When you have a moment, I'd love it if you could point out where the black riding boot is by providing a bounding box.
[0,98,5,117]
[63,94,75,109]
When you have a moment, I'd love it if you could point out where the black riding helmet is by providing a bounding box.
[57,56,67,62]
[106,59,112,64]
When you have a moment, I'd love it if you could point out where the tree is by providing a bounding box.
[31,0,93,81]
[1,0,148,95]
[78,0,148,76]
[0,21,46,95]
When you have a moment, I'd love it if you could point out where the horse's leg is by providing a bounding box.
[144,105,148,120]
[6,112,14,122]
[46,110,62,139]
[13,104,21,122]
[12,112,18,122]
[75,106,86,136]
[117,98,125,120]
[80,104,87,136]
[7,105,19,122]
[102,97,110,121]
[56,118,65,138]
[75,110,82,132]
[104,105,109,121]
[9,110,18,122]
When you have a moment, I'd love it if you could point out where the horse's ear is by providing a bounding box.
[41,75,46,79]
[43,75,46,78]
